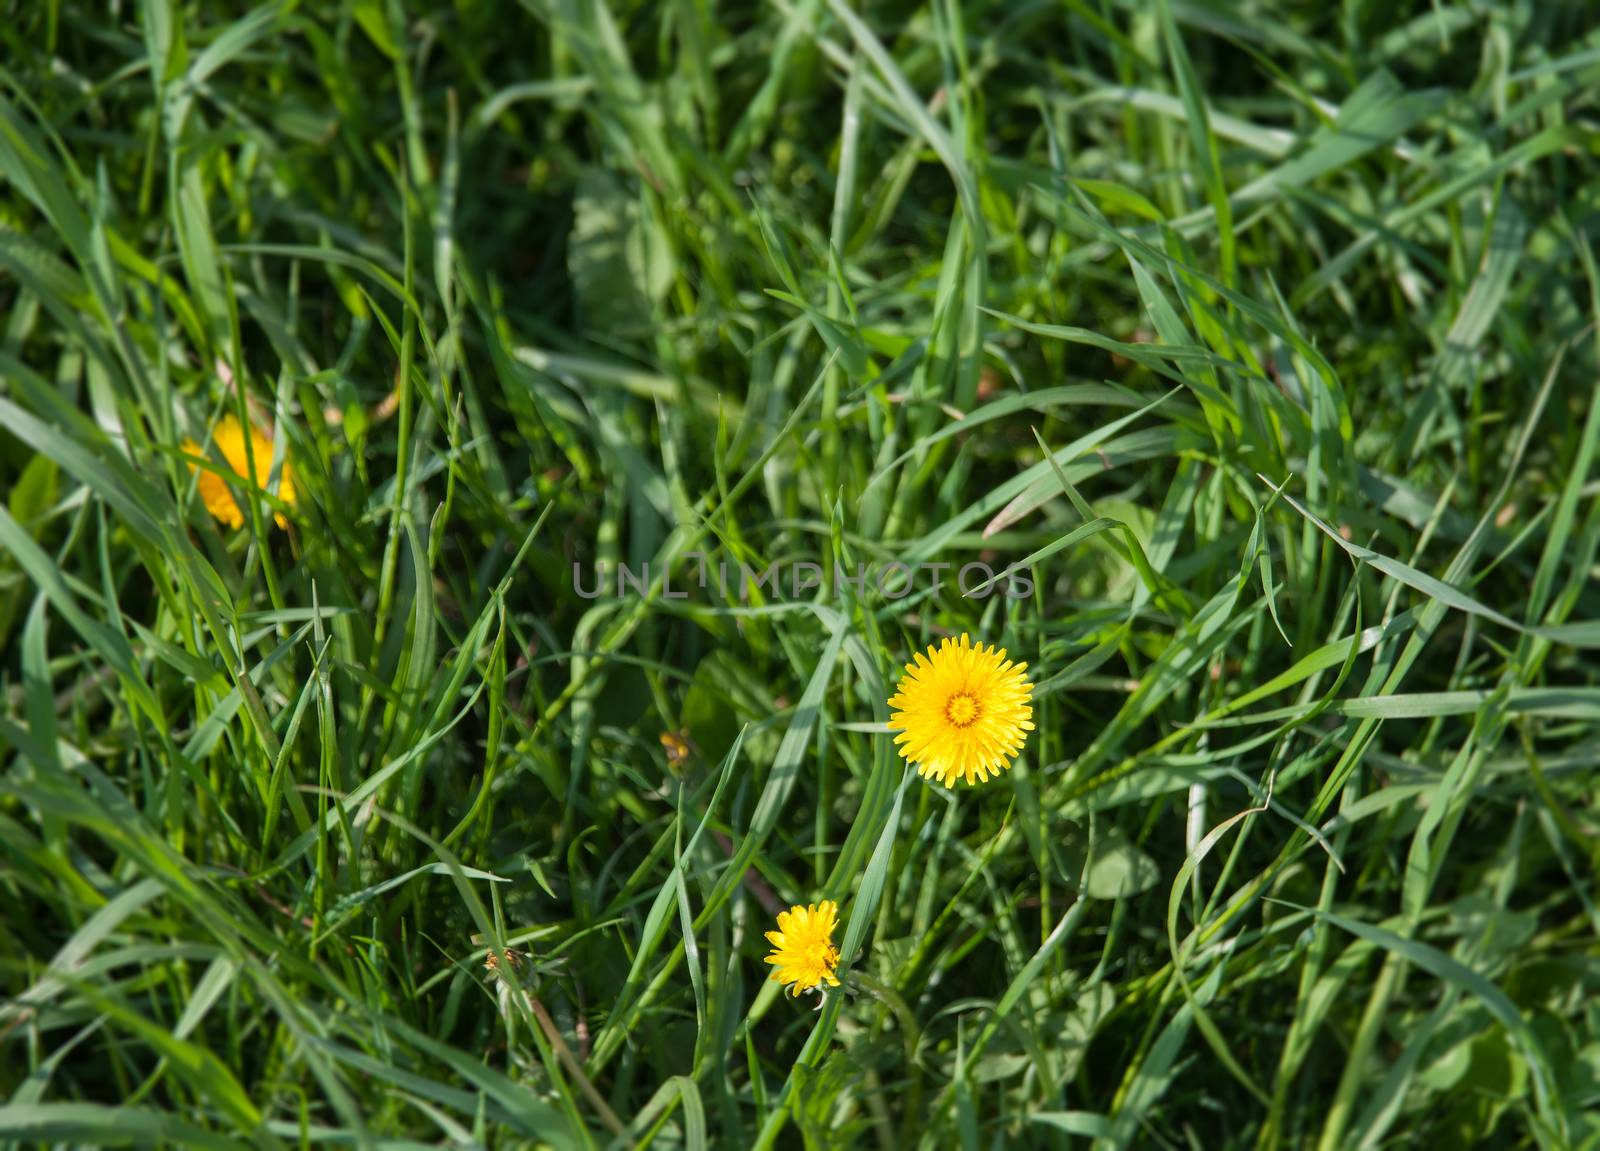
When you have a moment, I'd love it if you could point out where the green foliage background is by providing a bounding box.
[2,1,1599,1147]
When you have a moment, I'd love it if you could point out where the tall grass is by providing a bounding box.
[2,1,1599,1147]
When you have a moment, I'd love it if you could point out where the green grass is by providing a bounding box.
[2,0,1600,1147]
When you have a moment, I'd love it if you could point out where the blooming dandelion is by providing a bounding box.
[764,901,841,997]
[887,633,1035,787]
[184,414,295,530]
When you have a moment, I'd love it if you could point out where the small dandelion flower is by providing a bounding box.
[184,414,295,530]
[764,901,841,997]
[887,633,1035,787]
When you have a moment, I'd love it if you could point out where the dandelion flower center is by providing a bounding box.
[887,633,1035,787]
[763,901,842,997]
[802,940,835,969]
[943,691,981,728]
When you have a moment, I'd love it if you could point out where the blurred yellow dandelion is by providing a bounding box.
[763,901,841,997]
[888,633,1034,787]
[184,415,295,530]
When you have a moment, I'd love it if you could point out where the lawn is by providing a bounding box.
[2,1,1599,1148]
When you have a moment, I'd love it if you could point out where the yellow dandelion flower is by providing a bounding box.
[184,415,295,530]
[763,901,842,997]
[887,633,1035,787]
